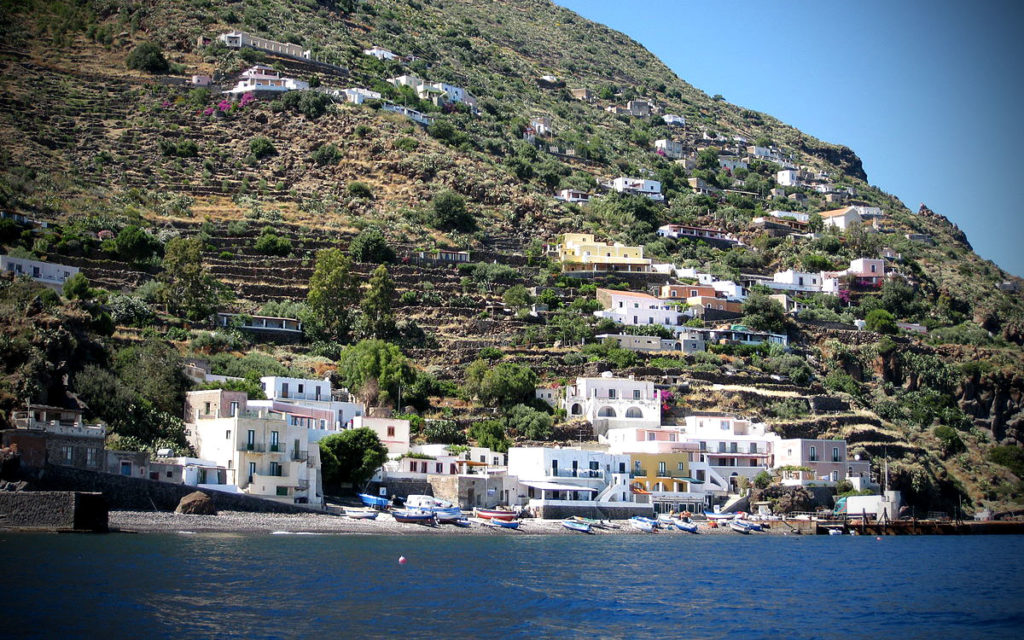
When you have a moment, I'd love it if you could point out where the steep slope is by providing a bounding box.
[0,0,1022,513]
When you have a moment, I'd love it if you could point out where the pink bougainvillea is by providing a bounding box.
[218,99,232,112]
[203,107,214,116]
[161,100,171,108]
[239,92,256,107]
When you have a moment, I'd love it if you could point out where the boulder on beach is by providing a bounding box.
[175,491,216,515]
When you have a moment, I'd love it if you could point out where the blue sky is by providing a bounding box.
[556,0,1024,277]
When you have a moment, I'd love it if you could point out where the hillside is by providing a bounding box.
[1,0,1023,514]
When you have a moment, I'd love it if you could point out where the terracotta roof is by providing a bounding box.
[597,288,658,300]
[818,206,856,218]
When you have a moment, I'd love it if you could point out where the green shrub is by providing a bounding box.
[249,136,276,159]
[431,190,474,231]
[253,227,292,256]
[347,181,373,199]
[989,445,1024,477]
[395,137,419,151]
[865,309,897,334]
[348,227,395,263]
[310,143,341,166]
[126,42,168,73]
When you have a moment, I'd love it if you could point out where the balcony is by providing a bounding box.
[269,443,282,453]
[549,469,604,479]
[239,443,265,453]
[292,450,309,461]
[630,469,648,478]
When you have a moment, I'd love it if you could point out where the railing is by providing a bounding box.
[630,469,649,478]
[549,469,604,479]
[292,450,309,461]
[240,443,265,452]
[269,443,282,453]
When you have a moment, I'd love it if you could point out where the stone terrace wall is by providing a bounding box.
[32,465,320,514]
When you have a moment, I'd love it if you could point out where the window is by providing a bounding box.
[204,402,211,415]
[718,442,726,452]
[166,471,173,478]
[608,389,616,399]
[62,446,74,463]
[677,462,685,471]
[270,431,279,451]
[297,384,304,394]
[281,383,289,398]
[435,463,443,474]
[729,442,737,453]
[229,401,238,417]
[270,462,281,476]
[750,443,757,453]
[809,446,817,462]
[647,432,656,441]
[247,430,255,450]
[699,441,707,451]
[833,447,840,462]
[619,462,626,473]
[226,430,232,440]
[387,426,395,437]
[720,420,730,431]
[276,487,289,496]
[86,448,98,467]
[658,462,666,476]
[633,389,641,400]
[696,470,705,482]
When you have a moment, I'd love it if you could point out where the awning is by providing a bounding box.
[677,477,705,484]
[520,480,598,493]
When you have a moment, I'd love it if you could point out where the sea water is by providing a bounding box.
[4,532,1023,639]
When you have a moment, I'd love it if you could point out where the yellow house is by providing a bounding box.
[557,233,653,273]
[629,452,705,513]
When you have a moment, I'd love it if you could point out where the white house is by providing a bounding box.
[185,390,323,507]
[217,31,310,59]
[718,155,748,171]
[769,210,811,223]
[340,87,382,104]
[609,177,664,202]
[770,269,840,295]
[594,332,706,355]
[429,82,477,109]
[657,224,737,244]
[506,447,646,518]
[776,169,804,187]
[662,114,686,126]
[654,139,684,159]
[349,416,410,456]
[554,188,590,204]
[530,115,552,136]
[1,255,79,289]
[679,413,775,491]
[380,103,433,126]
[562,372,661,433]
[224,65,308,95]
[819,206,862,232]
[594,288,688,330]
[387,74,425,89]
[363,46,397,60]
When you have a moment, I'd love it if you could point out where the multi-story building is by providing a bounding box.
[3,404,105,471]
[608,177,664,201]
[506,447,647,518]
[348,416,410,456]
[594,288,687,330]
[774,438,871,486]
[594,332,706,354]
[679,413,775,491]
[224,65,309,95]
[654,139,684,159]
[561,372,661,433]
[185,390,322,507]
[556,233,653,274]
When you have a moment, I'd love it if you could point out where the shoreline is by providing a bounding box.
[105,510,789,536]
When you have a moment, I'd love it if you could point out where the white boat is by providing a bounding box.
[404,495,463,522]
[344,507,379,520]
[736,519,763,532]
[704,510,740,522]
[730,521,751,534]
[562,519,592,533]
[630,516,658,533]
[828,527,844,536]
[673,520,699,534]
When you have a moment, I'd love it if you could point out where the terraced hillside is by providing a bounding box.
[1,0,1023,514]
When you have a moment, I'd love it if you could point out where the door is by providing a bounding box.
[571,460,578,477]
[248,462,256,484]
[281,382,289,398]
[551,460,558,477]
[247,430,255,450]
[120,461,132,476]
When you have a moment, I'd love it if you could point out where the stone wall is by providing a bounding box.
[532,503,652,519]
[0,491,108,531]
[31,465,320,514]
[365,479,433,502]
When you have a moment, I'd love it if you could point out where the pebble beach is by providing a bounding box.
[109,510,794,536]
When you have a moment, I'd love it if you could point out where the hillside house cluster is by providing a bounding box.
[606,177,664,202]
[555,233,653,274]
[657,224,738,246]
[1,255,78,289]
[386,74,478,111]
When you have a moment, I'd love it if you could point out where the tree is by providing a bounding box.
[62,272,93,300]
[431,190,475,231]
[742,292,787,333]
[696,147,719,171]
[359,265,396,340]
[934,425,965,457]
[754,470,773,489]
[334,339,416,407]
[468,419,510,452]
[807,212,824,232]
[463,360,537,407]
[113,340,189,415]
[347,181,373,199]
[160,237,225,321]
[319,428,388,493]
[423,420,467,445]
[348,227,395,263]
[502,284,533,309]
[503,403,552,440]
[865,309,897,334]
[249,136,277,159]
[114,225,162,263]
[306,248,360,342]
[253,227,292,256]
[126,42,168,73]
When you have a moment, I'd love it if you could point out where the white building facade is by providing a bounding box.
[562,373,661,433]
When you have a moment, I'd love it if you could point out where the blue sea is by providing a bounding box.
[4,532,1023,639]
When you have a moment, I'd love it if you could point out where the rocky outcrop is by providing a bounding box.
[175,490,217,515]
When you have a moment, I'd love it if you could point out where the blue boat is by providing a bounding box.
[562,519,591,533]
[673,520,699,534]
[358,493,391,509]
[491,519,520,530]
[391,509,436,524]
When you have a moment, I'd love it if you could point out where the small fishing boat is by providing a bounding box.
[391,509,436,524]
[475,507,518,521]
[674,520,699,534]
[358,493,391,509]
[562,519,592,533]
[828,527,844,536]
[450,518,472,527]
[630,516,658,533]
[404,495,463,522]
[344,507,379,520]
[491,519,520,530]
[704,510,738,522]
[730,521,751,534]
[737,520,763,532]
[569,515,613,529]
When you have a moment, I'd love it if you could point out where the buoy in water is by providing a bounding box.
[398,555,407,565]
[876,537,882,541]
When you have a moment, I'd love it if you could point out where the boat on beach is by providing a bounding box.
[562,519,592,533]
[736,519,762,532]
[730,521,751,534]
[630,516,658,532]
[391,509,437,524]
[673,520,699,534]
[704,510,741,522]
[491,519,520,530]
[343,508,379,520]
[474,507,518,521]
[404,495,464,522]
[358,493,391,509]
